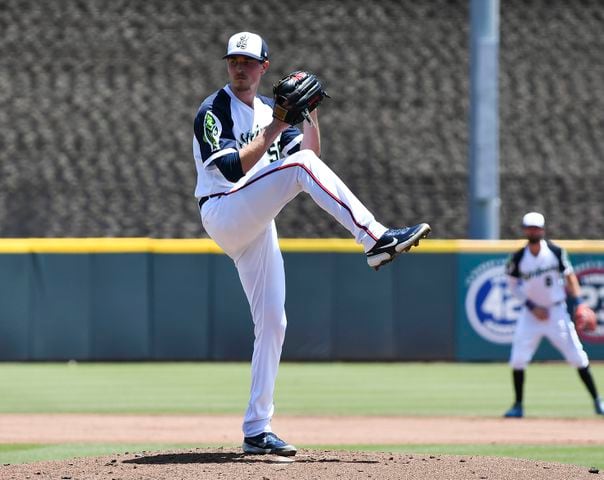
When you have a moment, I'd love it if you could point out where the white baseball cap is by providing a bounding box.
[522,212,545,228]
[223,32,269,61]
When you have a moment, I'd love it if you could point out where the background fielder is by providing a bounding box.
[503,212,604,418]
[193,32,430,455]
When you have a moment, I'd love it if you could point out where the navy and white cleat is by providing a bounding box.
[242,432,297,456]
[595,398,604,416]
[366,223,431,270]
[503,402,524,418]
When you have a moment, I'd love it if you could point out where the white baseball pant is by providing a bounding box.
[509,303,589,370]
[200,149,387,436]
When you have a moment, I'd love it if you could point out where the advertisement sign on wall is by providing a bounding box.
[464,258,521,345]
[574,261,604,344]
[458,254,604,361]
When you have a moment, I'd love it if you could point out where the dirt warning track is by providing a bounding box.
[1,414,603,445]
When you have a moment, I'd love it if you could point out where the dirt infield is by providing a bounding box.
[1,414,603,479]
[1,448,601,480]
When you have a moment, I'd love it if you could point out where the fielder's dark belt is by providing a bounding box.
[198,196,209,209]
[199,193,225,209]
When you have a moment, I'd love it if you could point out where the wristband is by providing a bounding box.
[525,299,537,311]
[568,296,583,309]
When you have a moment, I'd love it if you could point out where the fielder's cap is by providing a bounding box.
[223,32,269,61]
[522,212,545,228]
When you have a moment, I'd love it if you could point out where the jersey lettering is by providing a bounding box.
[238,128,260,148]
[520,264,559,281]
[238,128,280,162]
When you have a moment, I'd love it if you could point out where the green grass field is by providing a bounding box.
[0,362,603,466]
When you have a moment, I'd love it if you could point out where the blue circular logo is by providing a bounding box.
[465,261,523,344]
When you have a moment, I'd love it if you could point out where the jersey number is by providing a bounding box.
[545,275,553,287]
[268,143,280,163]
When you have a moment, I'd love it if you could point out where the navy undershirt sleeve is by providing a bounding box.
[505,248,524,278]
[214,151,244,183]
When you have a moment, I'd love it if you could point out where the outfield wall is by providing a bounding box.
[0,239,603,362]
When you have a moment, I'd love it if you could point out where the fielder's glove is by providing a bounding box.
[273,71,329,125]
[574,303,597,332]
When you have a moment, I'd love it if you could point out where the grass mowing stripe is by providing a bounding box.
[1,443,602,468]
[0,443,201,465]
[0,362,602,416]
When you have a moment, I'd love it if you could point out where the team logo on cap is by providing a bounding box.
[203,111,221,152]
[465,260,522,344]
[236,34,249,49]
[575,262,604,343]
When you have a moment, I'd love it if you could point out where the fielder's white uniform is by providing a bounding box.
[506,240,589,369]
[193,84,387,436]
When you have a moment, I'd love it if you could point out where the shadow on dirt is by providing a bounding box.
[123,452,380,465]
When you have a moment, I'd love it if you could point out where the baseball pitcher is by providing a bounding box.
[192,32,431,455]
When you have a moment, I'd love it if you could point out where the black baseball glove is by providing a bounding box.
[272,71,329,125]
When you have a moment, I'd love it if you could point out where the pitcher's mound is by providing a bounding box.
[1,448,600,480]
